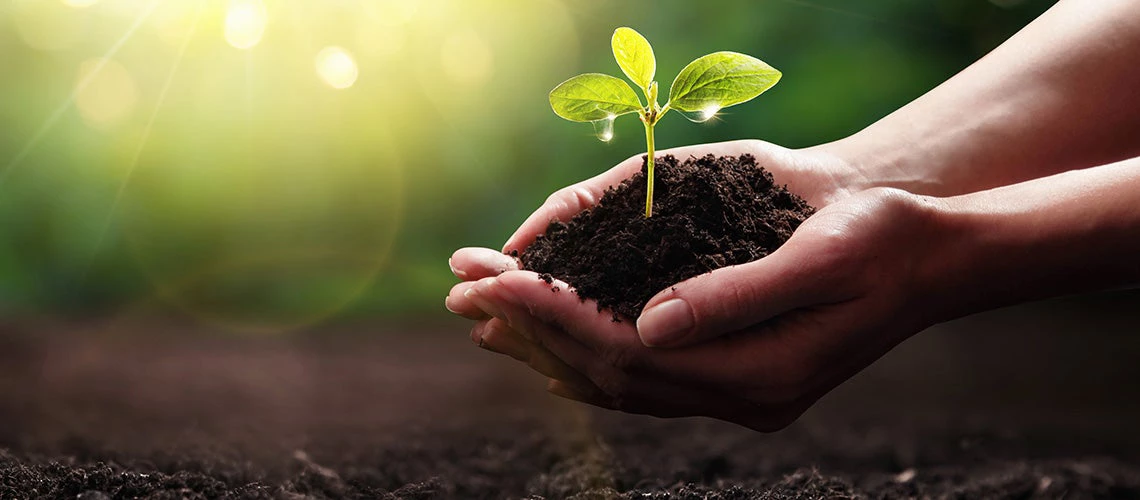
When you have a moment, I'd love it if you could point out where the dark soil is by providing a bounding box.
[521,154,815,319]
[3,294,1140,499]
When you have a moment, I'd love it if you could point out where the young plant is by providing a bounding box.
[549,27,782,217]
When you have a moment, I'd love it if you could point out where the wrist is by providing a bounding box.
[807,131,953,197]
[916,163,1140,323]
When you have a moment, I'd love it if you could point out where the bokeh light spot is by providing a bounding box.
[315,47,359,89]
[75,58,138,129]
[440,29,494,87]
[11,0,84,51]
[224,0,267,50]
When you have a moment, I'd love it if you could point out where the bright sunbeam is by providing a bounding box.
[80,0,206,283]
[225,0,267,50]
[315,46,359,89]
[0,0,161,189]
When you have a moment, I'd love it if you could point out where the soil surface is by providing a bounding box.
[521,154,815,319]
[3,292,1140,499]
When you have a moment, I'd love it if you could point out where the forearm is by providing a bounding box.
[922,157,1140,323]
[813,0,1140,196]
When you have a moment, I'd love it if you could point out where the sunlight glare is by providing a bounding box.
[12,0,83,51]
[356,19,404,59]
[224,0,267,50]
[440,29,494,87]
[61,0,99,8]
[700,103,721,122]
[315,46,359,89]
[75,58,138,129]
[360,0,417,26]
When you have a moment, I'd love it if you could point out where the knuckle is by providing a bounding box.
[543,188,572,210]
[545,185,596,214]
[724,278,759,310]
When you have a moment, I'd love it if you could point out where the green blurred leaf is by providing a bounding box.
[549,73,643,122]
[611,27,655,91]
[667,52,781,112]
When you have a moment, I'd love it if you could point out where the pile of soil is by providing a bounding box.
[521,154,815,319]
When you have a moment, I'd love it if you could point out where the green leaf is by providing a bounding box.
[667,51,781,112]
[611,27,655,91]
[549,73,643,122]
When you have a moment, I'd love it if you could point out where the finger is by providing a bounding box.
[503,156,642,255]
[502,140,763,255]
[449,247,521,281]
[535,323,762,420]
[469,318,593,389]
[471,317,530,362]
[482,270,831,399]
[469,274,776,417]
[466,271,631,347]
[635,236,853,348]
[446,281,489,320]
[546,379,615,410]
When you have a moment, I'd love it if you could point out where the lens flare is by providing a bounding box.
[224,0,267,50]
[74,58,138,129]
[12,0,83,51]
[315,46,359,89]
[699,104,721,121]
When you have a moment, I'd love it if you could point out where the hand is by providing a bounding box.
[448,185,951,431]
[444,139,881,429]
[445,139,858,379]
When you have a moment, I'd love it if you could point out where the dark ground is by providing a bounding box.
[522,154,815,319]
[2,291,1140,499]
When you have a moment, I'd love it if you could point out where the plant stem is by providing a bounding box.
[644,120,655,218]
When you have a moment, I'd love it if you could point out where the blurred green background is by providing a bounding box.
[0,0,1052,332]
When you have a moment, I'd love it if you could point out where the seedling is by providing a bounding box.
[550,27,781,217]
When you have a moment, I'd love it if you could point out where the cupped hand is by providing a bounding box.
[448,187,950,430]
[442,138,907,428]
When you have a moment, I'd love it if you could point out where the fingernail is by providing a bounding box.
[448,258,469,280]
[464,282,506,319]
[636,298,694,347]
[476,335,499,353]
[444,295,460,314]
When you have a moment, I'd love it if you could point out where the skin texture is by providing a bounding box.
[445,0,1140,430]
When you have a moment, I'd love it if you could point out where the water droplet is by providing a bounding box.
[592,114,616,142]
[680,103,721,123]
